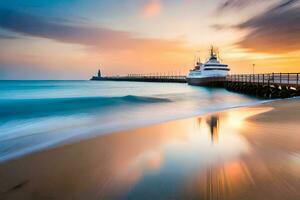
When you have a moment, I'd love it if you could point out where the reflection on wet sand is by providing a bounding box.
[1,103,300,200]
[207,116,219,143]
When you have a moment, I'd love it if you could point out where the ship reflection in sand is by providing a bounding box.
[98,107,280,200]
[2,106,300,200]
[207,116,219,144]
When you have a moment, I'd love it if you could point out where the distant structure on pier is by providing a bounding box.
[90,69,102,80]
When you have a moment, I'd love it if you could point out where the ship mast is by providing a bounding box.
[210,46,214,58]
[210,46,218,59]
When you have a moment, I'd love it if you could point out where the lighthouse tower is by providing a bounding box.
[97,69,101,78]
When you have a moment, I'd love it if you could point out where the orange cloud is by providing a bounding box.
[142,0,161,18]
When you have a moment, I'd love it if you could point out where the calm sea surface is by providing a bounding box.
[0,80,261,161]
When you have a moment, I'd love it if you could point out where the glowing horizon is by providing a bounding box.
[0,0,299,79]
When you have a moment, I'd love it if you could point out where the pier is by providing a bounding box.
[91,74,187,83]
[226,73,300,98]
[91,72,300,99]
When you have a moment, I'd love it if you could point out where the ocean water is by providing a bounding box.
[0,80,262,162]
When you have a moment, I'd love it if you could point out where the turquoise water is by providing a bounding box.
[0,80,261,161]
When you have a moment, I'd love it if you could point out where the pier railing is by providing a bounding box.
[227,73,300,87]
[127,74,186,80]
[100,75,187,83]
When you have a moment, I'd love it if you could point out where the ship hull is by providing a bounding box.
[186,76,226,87]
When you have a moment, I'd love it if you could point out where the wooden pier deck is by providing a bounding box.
[226,73,300,98]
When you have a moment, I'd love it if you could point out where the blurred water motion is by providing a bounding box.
[1,106,300,200]
[0,81,258,161]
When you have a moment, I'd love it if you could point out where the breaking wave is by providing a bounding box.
[0,95,171,121]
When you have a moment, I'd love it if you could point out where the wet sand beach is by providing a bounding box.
[0,99,300,200]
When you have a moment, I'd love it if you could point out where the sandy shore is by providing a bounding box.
[0,98,300,200]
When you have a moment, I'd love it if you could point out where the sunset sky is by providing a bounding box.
[0,0,299,79]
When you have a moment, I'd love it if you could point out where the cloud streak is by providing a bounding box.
[234,0,300,53]
[0,8,186,54]
[217,0,270,11]
[0,33,19,40]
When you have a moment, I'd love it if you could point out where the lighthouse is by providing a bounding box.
[97,69,101,78]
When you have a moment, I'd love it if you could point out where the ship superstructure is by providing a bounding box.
[186,47,230,86]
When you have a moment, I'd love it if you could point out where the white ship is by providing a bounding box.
[186,47,230,86]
